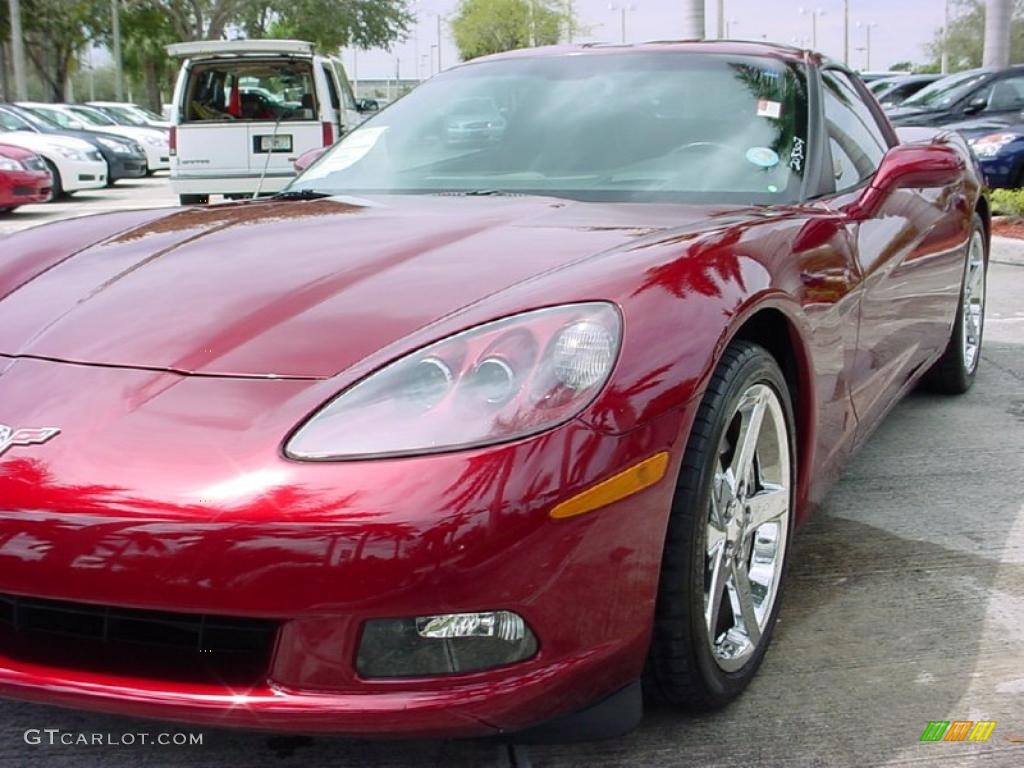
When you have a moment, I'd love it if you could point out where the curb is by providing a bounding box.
[991,236,1024,267]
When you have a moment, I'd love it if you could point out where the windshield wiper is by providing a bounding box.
[272,189,333,201]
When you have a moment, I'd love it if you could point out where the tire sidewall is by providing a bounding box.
[682,350,797,703]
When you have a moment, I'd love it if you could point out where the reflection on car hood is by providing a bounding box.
[0,195,736,378]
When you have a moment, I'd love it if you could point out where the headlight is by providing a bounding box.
[970,132,1020,158]
[140,133,167,148]
[286,302,622,460]
[51,146,89,161]
[0,157,22,171]
[96,136,130,152]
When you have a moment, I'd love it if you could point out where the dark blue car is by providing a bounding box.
[946,112,1024,188]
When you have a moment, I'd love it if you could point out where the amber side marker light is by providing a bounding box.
[550,452,671,520]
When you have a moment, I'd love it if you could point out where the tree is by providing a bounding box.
[21,0,107,101]
[246,0,413,52]
[451,0,569,61]
[927,0,1024,70]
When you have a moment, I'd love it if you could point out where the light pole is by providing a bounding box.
[608,4,637,44]
[941,0,950,73]
[726,18,739,38]
[857,21,878,70]
[799,7,826,50]
[716,0,725,38]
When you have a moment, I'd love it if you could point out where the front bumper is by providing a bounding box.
[0,356,684,736]
[0,169,51,206]
[57,158,107,191]
[141,143,170,171]
[108,153,148,181]
[977,155,1019,189]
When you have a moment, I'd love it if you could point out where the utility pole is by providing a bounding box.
[436,13,443,69]
[111,0,124,101]
[843,0,850,66]
[717,0,725,38]
[8,0,27,100]
[566,0,574,43]
[983,0,1011,68]
[941,0,950,73]
[858,21,878,70]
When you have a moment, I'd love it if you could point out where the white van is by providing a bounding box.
[166,39,364,204]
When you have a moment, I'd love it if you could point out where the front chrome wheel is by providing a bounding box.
[962,229,986,375]
[704,383,791,672]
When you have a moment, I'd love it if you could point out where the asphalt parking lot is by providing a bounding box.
[0,181,1022,767]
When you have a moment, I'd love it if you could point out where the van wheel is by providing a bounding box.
[179,194,209,205]
[43,159,64,200]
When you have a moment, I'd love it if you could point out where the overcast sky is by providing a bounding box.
[350,0,946,81]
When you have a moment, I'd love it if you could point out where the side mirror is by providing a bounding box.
[67,119,86,130]
[846,142,965,220]
[357,99,379,113]
[963,96,988,114]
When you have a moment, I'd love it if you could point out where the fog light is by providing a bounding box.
[357,611,537,678]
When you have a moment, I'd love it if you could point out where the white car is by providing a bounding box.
[17,103,170,172]
[0,125,106,196]
[166,39,366,203]
[86,101,172,130]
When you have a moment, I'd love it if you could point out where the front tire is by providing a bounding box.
[646,341,795,711]
[43,159,63,200]
[923,213,987,394]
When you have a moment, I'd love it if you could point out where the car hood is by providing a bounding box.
[0,195,733,378]
[943,115,1022,138]
[886,105,941,122]
[0,130,95,153]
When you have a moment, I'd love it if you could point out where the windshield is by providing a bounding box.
[69,106,117,126]
[903,71,989,108]
[100,105,147,126]
[22,106,70,128]
[291,52,809,204]
[0,109,35,132]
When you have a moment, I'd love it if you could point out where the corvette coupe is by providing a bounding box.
[0,41,987,741]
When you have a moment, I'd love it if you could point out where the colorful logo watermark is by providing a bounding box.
[920,721,997,742]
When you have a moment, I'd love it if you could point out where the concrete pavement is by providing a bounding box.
[0,182,1021,767]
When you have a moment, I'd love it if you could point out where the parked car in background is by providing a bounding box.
[0,143,52,211]
[859,70,905,82]
[942,112,1024,188]
[888,66,1024,126]
[86,101,172,130]
[868,74,943,108]
[0,120,106,196]
[444,96,507,145]
[15,102,170,173]
[0,105,147,185]
[166,39,366,204]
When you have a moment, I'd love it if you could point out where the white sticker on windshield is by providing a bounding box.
[746,147,781,168]
[300,126,388,181]
[756,99,782,119]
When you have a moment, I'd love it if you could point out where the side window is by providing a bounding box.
[821,70,889,191]
[321,63,341,111]
[332,62,358,111]
[981,75,1024,112]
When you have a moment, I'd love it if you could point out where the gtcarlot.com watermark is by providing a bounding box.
[24,728,203,747]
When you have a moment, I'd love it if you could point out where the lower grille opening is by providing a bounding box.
[0,594,277,684]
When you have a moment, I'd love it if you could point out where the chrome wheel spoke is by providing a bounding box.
[728,560,762,646]
[705,543,728,637]
[746,482,789,531]
[730,391,767,494]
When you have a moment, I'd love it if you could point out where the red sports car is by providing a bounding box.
[0,143,52,212]
[0,42,987,741]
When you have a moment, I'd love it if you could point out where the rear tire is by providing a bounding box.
[43,159,63,200]
[179,194,209,205]
[923,213,987,394]
[646,341,795,711]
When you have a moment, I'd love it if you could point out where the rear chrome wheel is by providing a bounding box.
[705,383,790,672]
[647,341,794,711]
[924,212,987,394]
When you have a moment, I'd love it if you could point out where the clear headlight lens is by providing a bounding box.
[52,146,89,161]
[970,132,1020,158]
[96,136,130,152]
[285,302,622,460]
[0,157,22,171]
